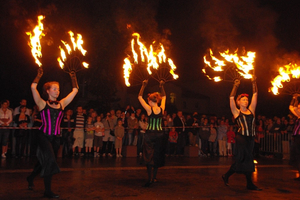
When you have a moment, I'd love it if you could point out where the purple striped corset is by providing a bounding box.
[39,103,64,136]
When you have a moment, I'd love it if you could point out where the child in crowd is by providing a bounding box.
[227,125,235,157]
[94,116,104,157]
[168,127,178,156]
[85,116,95,157]
[114,119,125,157]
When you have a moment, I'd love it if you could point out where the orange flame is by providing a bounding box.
[123,58,132,87]
[57,31,88,70]
[123,32,179,86]
[270,63,300,95]
[26,15,45,67]
[203,48,255,82]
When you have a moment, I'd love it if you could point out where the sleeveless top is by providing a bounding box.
[147,107,163,131]
[235,111,255,137]
[293,118,300,136]
[39,103,64,136]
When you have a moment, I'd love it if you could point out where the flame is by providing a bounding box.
[168,58,179,80]
[123,58,132,87]
[270,63,300,95]
[123,32,179,86]
[57,31,88,70]
[26,15,45,67]
[203,48,255,82]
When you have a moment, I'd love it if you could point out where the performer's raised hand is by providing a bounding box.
[69,70,79,89]
[233,79,240,87]
[159,80,165,87]
[142,79,148,87]
[33,67,43,84]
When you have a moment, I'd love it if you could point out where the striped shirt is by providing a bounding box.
[75,113,85,130]
[235,111,255,137]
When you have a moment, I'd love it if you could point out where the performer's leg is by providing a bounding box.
[152,167,158,182]
[245,172,261,190]
[27,162,42,190]
[144,165,152,187]
[222,166,235,186]
[44,175,59,198]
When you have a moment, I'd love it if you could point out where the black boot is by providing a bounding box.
[222,168,235,186]
[27,163,42,190]
[245,172,262,191]
[144,165,153,187]
[152,167,158,183]
[44,175,59,198]
[26,176,34,190]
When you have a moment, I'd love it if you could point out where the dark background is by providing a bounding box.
[1,0,300,117]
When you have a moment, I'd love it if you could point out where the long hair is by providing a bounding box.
[42,81,59,100]
[147,92,162,104]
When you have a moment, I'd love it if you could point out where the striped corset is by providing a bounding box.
[147,107,163,131]
[39,103,64,136]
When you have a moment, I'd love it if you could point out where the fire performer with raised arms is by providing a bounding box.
[138,80,166,187]
[222,77,262,191]
[27,68,78,198]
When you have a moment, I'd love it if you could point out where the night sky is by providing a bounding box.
[1,0,300,117]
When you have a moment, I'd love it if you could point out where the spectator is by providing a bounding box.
[72,106,86,157]
[61,109,75,157]
[173,111,186,156]
[0,100,13,158]
[199,118,210,156]
[127,112,139,146]
[14,105,30,158]
[94,116,104,157]
[114,119,125,157]
[13,99,31,116]
[227,125,235,157]
[168,127,178,156]
[85,116,95,157]
[208,124,217,156]
[102,113,115,157]
[217,120,228,156]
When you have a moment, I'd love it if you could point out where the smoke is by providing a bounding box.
[200,0,279,71]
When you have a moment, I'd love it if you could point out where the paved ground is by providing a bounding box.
[0,155,300,200]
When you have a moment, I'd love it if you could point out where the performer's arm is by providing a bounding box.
[31,68,46,110]
[292,95,300,117]
[160,80,166,112]
[249,76,258,115]
[229,79,240,118]
[60,71,78,109]
[138,80,151,114]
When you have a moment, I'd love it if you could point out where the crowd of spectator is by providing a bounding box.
[0,98,297,159]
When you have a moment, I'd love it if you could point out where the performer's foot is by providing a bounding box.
[143,181,152,187]
[26,176,34,190]
[222,175,229,186]
[152,178,157,183]
[247,184,262,191]
[44,191,59,198]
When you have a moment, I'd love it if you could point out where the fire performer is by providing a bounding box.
[27,68,78,198]
[288,94,300,181]
[138,80,166,187]
[222,77,262,191]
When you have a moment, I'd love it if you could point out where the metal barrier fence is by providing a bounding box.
[259,132,291,155]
